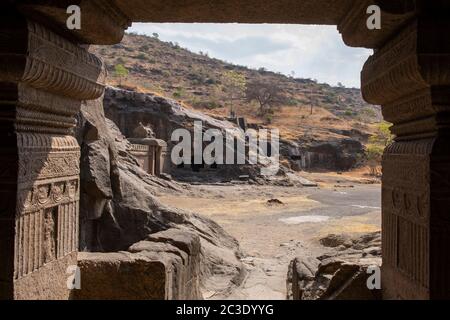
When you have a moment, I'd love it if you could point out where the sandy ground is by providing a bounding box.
[157,173,381,300]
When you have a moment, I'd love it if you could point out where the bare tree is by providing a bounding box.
[245,79,287,116]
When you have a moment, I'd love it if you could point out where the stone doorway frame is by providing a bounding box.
[1,0,449,300]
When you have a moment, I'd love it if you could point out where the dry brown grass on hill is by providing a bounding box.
[92,32,382,144]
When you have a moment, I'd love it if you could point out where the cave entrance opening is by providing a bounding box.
[99,22,383,299]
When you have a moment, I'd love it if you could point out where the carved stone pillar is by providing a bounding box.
[0,11,105,299]
[129,138,167,176]
[362,14,450,299]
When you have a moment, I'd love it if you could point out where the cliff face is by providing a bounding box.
[104,86,366,175]
[103,86,290,183]
[103,86,239,151]
[75,95,245,298]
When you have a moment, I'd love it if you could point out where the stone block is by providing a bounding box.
[74,228,202,300]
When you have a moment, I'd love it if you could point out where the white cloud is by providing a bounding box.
[128,23,372,88]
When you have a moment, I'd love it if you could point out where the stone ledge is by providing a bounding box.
[73,229,202,300]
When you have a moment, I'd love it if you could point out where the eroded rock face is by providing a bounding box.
[282,139,365,172]
[102,86,296,185]
[287,232,382,300]
[74,252,168,300]
[75,96,245,298]
[103,86,238,145]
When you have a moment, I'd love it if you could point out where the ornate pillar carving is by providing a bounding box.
[0,10,105,299]
[361,13,450,299]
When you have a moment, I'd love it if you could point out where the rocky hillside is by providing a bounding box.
[103,86,313,183]
[92,33,381,126]
[92,32,385,172]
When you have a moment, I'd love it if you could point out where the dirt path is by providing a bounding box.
[157,179,381,300]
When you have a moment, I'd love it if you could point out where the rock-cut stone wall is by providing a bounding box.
[74,95,245,299]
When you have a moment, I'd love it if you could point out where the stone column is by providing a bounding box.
[148,145,156,175]
[361,14,450,299]
[155,141,168,176]
[0,11,105,299]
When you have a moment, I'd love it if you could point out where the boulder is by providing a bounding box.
[287,232,382,300]
[319,234,353,248]
[74,229,203,300]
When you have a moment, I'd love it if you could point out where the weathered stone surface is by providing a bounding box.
[74,228,202,300]
[319,234,353,248]
[287,232,382,300]
[103,86,305,185]
[17,0,419,49]
[361,14,450,299]
[14,253,78,300]
[74,252,167,299]
[75,95,245,297]
[0,11,104,300]
[2,0,447,301]
[281,137,365,171]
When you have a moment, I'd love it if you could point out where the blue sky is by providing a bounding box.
[128,23,372,88]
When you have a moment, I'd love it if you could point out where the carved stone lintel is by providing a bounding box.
[338,0,417,48]
[17,0,131,45]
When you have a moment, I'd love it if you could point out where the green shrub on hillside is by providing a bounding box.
[114,64,129,84]
[172,88,186,99]
[136,53,148,60]
[344,110,354,117]
[191,100,222,110]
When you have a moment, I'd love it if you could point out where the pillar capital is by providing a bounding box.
[0,9,105,299]
[362,16,450,141]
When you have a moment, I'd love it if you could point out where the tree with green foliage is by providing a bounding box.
[365,121,394,176]
[114,64,128,85]
[366,144,384,176]
[222,71,246,116]
[369,121,394,146]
